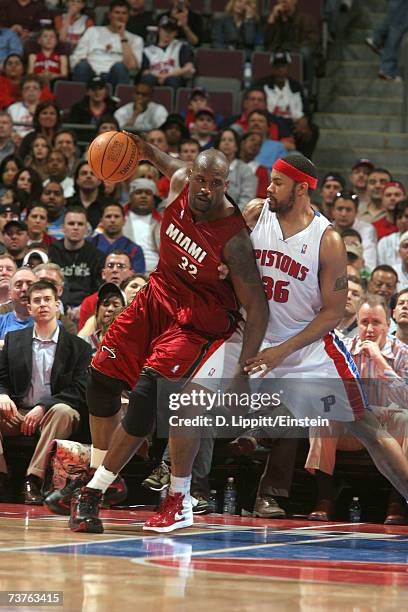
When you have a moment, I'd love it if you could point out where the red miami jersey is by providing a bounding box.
[149,184,247,338]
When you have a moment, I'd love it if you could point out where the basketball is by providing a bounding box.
[87,131,139,183]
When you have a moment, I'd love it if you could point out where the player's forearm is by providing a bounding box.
[139,141,186,178]
[237,300,269,372]
[277,307,343,358]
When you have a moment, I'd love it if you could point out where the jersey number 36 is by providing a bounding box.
[262,276,289,303]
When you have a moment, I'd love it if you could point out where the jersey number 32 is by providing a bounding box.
[262,276,289,303]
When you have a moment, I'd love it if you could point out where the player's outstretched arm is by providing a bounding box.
[245,227,347,375]
[125,131,187,178]
[223,228,269,373]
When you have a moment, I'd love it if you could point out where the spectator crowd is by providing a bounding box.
[0,0,407,524]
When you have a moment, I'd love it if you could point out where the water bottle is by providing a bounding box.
[349,496,361,522]
[223,477,237,515]
[209,489,218,513]
[243,62,252,90]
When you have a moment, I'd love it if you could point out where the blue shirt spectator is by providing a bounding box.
[0,28,23,67]
[0,310,33,340]
[88,233,145,273]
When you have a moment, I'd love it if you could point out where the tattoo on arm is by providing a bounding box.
[146,146,186,178]
[333,275,347,291]
[224,231,260,284]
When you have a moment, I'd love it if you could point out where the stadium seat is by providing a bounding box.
[54,81,87,113]
[175,88,235,118]
[195,48,245,80]
[251,51,303,83]
[115,85,174,111]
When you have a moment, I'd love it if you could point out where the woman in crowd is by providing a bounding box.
[12,167,43,212]
[54,0,94,48]
[24,134,51,181]
[0,155,24,197]
[19,101,61,161]
[215,128,257,210]
[121,273,148,305]
[212,0,258,55]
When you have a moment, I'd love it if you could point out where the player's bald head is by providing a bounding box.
[192,149,230,178]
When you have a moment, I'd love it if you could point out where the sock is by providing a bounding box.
[90,446,108,469]
[169,474,191,499]
[87,465,117,494]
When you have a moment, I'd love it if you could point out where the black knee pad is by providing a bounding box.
[122,369,158,437]
[87,367,125,417]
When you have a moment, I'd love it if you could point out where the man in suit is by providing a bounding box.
[0,280,92,504]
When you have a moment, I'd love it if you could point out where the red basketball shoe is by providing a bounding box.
[143,492,194,533]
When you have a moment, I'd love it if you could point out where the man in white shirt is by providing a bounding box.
[331,191,377,271]
[114,81,168,131]
[394,231,408,291]
[123,178,161,272]
[70,0,143,89]
[378,200,408,267]
[0,112,15,165]
[7,75,42,139]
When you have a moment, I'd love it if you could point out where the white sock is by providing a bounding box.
[170,475,191,500]
[90,446,108,469]
[87,465,117,493]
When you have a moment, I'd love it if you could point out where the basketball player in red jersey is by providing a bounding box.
[67,136,268,533]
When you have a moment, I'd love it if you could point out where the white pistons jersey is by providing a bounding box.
[251,200,331,344]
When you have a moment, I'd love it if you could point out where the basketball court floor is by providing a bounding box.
[1,504,407,611]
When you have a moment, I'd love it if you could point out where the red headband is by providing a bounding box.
[385,181,406,195]
[272,158,318,189]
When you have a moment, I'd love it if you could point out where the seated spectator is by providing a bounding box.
[162,0,203,47]
[82,282,126,353]
[68,77,118,127]
[373,181,406,240]
[121,271,147,303]
[161,113,189,157]
[215,128,256,210]
[0,112,15,165]
[190,108,218,151]
[228,87,295,149]
[0,54,53,111]
[13,167,43,211]
[331,191,377,271]
[246,109,287,171]
[358,167,392,224]
[33,261,76,335]
[0,201,19,243]
[27,26,69,86]
[26,203,55,246]
[368,264,398,308]
[0,254,16,307]
[48,207,105,320]
[306,294,408,525]
[96,114,120,135]
[7,76,43,143]
[19,101,61,162]
[0,26,23,68]
[179,137,200,163]
[114,81,168,131]
[141,15,195,90]
[70,0,143,90]
[126,0,155,40]
[319,172,345,219]
[0,0,50,41]
[54,0,94,48]
[24,134,50,181]
[0,279,92,504]
[239,131,269,198]
[264,0,319,92]
[44,149,74,198]
[40,181,66,240]
[54,129,80,179]
[393,232,408,291]
[78,250,133,332]
[67,162,108,231]
[212,0,257,55]
[350,158,374,207]
[89,204,145,273]
[255,51,319,157]
[378,200,408,267]
[342,229,369,279]
[181,87,222,131]
[0,267,36,340]
[394,289,408,345]
[335,274,363,338]
[2,219,30,267]
[22,246,48,269]
[123,178,161,272]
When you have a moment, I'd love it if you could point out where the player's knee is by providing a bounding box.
[122,371,157,437]
[87,368,124,417]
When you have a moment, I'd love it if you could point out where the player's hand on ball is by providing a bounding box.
[245,345,289,377]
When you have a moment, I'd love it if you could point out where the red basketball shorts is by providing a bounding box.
[91,283,225,389]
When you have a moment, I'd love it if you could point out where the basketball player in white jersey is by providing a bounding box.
[189,154,408,509]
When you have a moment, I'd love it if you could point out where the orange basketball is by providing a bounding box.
[88,131,139,183]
